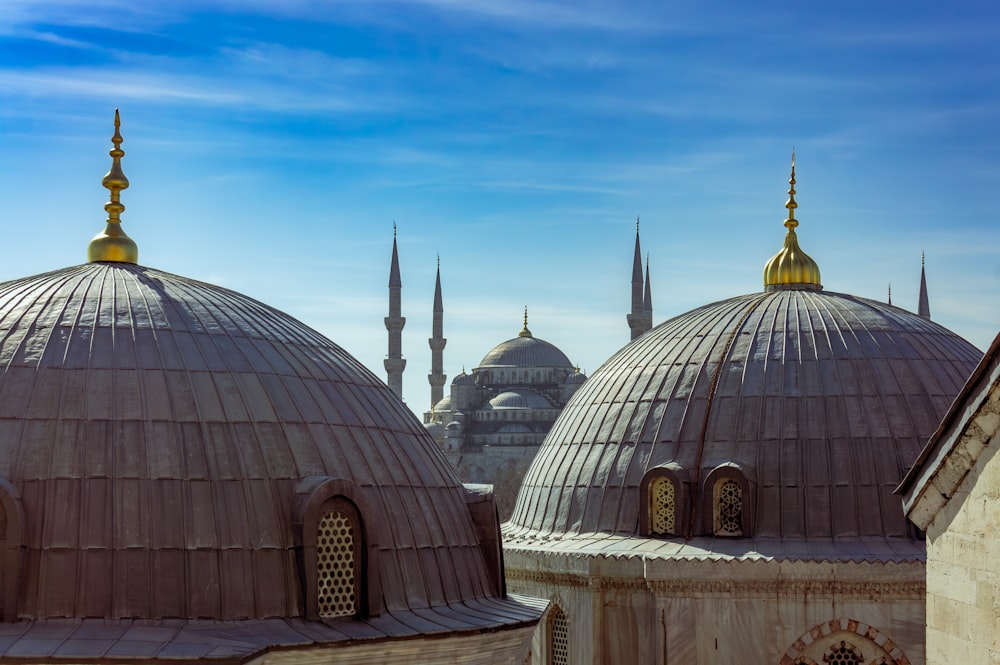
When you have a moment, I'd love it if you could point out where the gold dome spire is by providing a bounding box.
[88,109,138,264]
[519,306,532,338]
[763,153,821,291]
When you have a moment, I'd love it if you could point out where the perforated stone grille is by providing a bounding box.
[549,605,569,665]
[823,641,861,665]
[650,477,675,535]
[317,510,357,618]
[715,479,742,536]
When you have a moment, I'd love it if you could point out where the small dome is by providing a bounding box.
[489,389,555,410]
[433,394,453,411]
[479,336,573,369]
[452,371,475,386]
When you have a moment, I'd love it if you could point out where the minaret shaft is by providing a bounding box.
[428,259,446,407]
[385,229,406,398]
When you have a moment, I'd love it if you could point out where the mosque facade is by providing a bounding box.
[387,223,657,518]
[0,113,543,663]
[502,162,984,665]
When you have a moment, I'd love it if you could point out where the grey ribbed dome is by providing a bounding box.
[488,389,555,410]
[0,263,506,621]
[478,336,572,369]
[509,289,981,539]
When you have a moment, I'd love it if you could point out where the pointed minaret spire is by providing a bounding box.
[627,216,651,340]
[918,251,931,320]
[384,224,406,398]
[88,109,138,264]
[428,254,447,408]
[643,252,653,318]
[888,283,893,306]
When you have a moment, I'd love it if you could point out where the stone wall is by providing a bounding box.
[924,388,1000,664]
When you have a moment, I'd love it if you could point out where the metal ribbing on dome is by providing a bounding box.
[478,336,573,369]
[0,262,508,621]
[508,289,981,540]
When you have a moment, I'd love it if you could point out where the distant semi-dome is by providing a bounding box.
[488,389,555,410]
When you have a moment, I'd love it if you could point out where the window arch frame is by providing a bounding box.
[638,464,689,537]
[295,476,382,619]
[701,463,755,537]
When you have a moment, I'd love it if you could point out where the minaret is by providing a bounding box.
[888,283,893,306]
[428,255,447,408]
[384,224,406,398]
[642,253,653,328]
[918,252,931,320]
[627,217,651,340]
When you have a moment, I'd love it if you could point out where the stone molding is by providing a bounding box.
[507,569,924,599]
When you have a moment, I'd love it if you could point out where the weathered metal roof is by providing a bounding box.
[478,336,573,369]
[508,289,981,540]
[0,263,532,633]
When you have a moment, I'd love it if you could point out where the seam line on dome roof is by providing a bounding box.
[687,293,770,539]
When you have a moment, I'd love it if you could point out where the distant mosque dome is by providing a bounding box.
[0,112,541,661]
[478,309,574,369]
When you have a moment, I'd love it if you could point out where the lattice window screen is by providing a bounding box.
[548,605,569,665]
[822,641,862,665]
[317,510,357,618]
[715,478,743,536]
[650,477,675,535]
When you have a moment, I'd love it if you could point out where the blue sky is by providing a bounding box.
[1,1,998,414]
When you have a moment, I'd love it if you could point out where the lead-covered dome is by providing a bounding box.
[479,336,572,369]
[0,263,508,619]
[509,288,981,540]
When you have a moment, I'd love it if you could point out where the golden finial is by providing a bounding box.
[88,109,138,264]
[784,149,798,230]
[519,306,532,338]
[763,153,821,291]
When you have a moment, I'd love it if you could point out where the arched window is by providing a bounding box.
[714,478,743,536]
[547,604,569,665]
[295,476,380,619]
[823,641,862,664]
[639,465,689,538]
[649,476,676,536]
[316,501,361,618]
